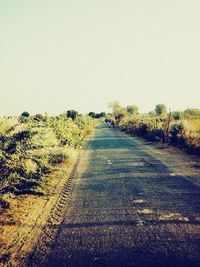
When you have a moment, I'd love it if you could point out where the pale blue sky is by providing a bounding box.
[0,0,200,115]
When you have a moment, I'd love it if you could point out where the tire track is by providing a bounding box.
[0,162,78,267]
[28,155,81,267]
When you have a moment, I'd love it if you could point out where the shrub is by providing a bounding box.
[172,111,182,120]
[66,110,78,120]
[126,105,138,115]
[0,112,95,199]
[155,104,167,116]
[21,111,30,117]
[169,123,185,144]
[48,148,70,165]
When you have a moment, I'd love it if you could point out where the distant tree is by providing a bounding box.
[34,113,45,121]
[99,112,106,117]
[66,110,78,120]
[88,112,96,118]
[155,104,167,116]
[126,105,138,115]
[95,114,101,118]
[108,101,121,112]
[172,111,182,120]
[89,112,106,119]
[183,108,200,118]
[108,101,126,120]
[21,111,30,117]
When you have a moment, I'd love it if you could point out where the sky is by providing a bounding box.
[0,0,200,115]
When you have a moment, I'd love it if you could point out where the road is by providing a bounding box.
[33,124,200,267]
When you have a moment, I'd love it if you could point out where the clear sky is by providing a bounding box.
[0,0,200,115]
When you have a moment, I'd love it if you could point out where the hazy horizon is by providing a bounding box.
[1,0,200,116]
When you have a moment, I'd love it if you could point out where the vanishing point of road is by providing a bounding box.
[33,124,200,267]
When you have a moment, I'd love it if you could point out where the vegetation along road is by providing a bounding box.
[30,124,200,267]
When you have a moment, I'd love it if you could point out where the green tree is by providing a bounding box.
[183,108,200,118]
[89,112,106,119]
[98,112,106,118]
[66,110,78,120]
[34,113,46,121]
[88,112,96,118]
[126,105,138,115]
[155,104,167,116]
[108,101,126,120]
[172,111,182,120]
[21,111,30,117]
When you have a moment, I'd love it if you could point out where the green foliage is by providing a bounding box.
[97,112,106,118]
[109,102,200,153]
[109,101,126,121]
[172,111,182,120]
[88,112,96,118]
[21,111,30,117]
[34,113,46,122]
[126,105,138,115]
[155,104,167,116]
[20,112,30,123]
[88,112,106,118]
[169,123,185,144]
[48,148,70,165]
[66,110,78,120]
[0,112,95,198]
[184,108,200,118]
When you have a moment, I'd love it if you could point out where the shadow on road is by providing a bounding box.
[29,124,200,267]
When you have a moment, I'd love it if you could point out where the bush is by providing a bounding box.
[48,149,70,165]
[21,111,30,117]
[0,112,95,199]
[169,123,185,144]
[109,102,200,154]
[155,104,167,116]
[172,111,182,120]
[66,110,78,120]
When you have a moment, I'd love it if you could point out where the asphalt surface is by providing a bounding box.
[44,124,200,267]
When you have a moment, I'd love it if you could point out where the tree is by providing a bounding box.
[88,112,96,118]
[172,111,182,120]
[66,110,78,120]
[126,105,138,115]
[21,111,30,117]
[108,101,126,120]
[183,108,200,118]
[88,112,106,118]
[155,104,167,116]
[34,113,45,121]
[99,112,106,118]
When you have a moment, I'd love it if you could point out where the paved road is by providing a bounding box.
[45,124,200,267]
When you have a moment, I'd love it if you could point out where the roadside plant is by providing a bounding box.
[169,123,185,144]
[0,111,95,201]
